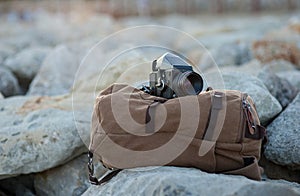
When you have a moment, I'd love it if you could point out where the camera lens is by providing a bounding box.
[175,71,203,96]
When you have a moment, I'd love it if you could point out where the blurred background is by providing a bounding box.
[1,0,300,17]
[0,0,300,97]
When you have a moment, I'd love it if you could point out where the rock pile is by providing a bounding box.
[0,7,300,196]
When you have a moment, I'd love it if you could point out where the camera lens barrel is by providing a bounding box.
[174,71,203,96]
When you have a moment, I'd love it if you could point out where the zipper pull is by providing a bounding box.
[242,99,256,135]
[242,94,266,141]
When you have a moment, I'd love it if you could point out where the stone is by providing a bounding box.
[0,44,15,64]
[207,59,297,78]
[257,68,298,108]
[262,60,298,73]
[0,174,35,196]
[264,93,300,169]
[219,59,263,76]
[0,95,86,179]
[205,71,282,125]
[72,43,157,94]
[210,61,299,108]
[265,28,300,48]
[277,71,300,90]
[0,67,20,97]
[200,42,252,69]
[27,45,79,96]
[252,40,300,68]
[264,178,300,191]
[82,166,300,196]
[288,16,300,34]
[0,34,35,52]
[4,47,51,86]
[260,155,300,183]
[34,154,107,196]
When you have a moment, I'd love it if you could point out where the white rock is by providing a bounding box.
[209,59,297,77]
[263,60,298,73]
[4,47,51,82]
[27,45,79,96]
[0,67,20,97]
[265,93,300,169]
[0,95,86,179]
[257,68,298,108]
[82,166,300,196]
[277,71,300,90]
[34,154,107,196]
[200,42,252,69]
[0,44,15,64]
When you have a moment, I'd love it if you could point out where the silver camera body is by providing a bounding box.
[149,53,204,99]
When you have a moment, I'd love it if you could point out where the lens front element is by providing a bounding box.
[175,71,203,96]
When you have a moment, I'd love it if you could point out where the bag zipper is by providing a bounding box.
[237,93,247,143]
[242,94,256,136]
[241,94,266,141]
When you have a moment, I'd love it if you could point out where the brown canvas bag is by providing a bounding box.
[88,83,266,184]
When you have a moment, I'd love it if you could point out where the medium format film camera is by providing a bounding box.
[146,52,204,99]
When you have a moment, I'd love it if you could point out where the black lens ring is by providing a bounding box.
[175,71,203,96]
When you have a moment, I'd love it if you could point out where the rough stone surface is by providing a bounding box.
[0,44,15,64]
[277,71,300,90]
[215,62,299,108]
[214,59,297,77]
[262,60,298,73]
[4,47,51,84]
[258,68,298,108]
[82,166,300,196]
[27,45,79,96]
[264,178,300,191]
[252,40,300,67]
[0,95,86,179]
[0,33,42,52]
[0,66,20,97]
[265,93,300,169]
[201,42,252,68]
[264,17,300,47]
[205,71,282,125]
[34,154,107,196]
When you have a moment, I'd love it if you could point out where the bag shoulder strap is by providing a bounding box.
[88,151,122,185]
[199,91,226,156]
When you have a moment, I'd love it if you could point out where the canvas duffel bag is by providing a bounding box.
[88,83,266,184]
